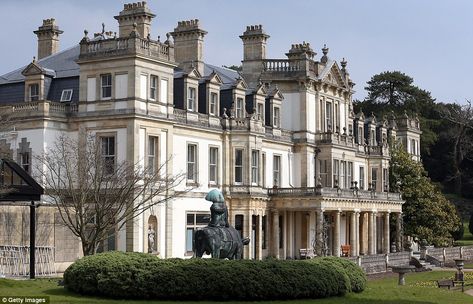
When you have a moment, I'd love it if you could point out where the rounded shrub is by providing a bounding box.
[308,257,366,293]
[64,252,355,301]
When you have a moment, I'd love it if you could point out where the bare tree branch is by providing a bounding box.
[35,133,190,255]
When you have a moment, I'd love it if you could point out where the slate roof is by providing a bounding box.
[0,45,80,85]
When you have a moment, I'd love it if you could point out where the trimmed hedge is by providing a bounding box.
[64,252,364,301]
[307,257,366,293]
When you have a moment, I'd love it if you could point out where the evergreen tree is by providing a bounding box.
[389,145,459,246]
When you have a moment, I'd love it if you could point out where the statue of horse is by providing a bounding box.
[194,226,250,259]
[194,189,250,259]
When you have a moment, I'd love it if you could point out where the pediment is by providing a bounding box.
[268,87,284,100]
[234,78,248,90]
[184,67,202,79]
[321,62,347,89]
[254,83,267,96]
[207,71,223,85]
[21,61,44,76]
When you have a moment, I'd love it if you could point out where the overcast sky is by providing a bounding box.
[1,0,472,103]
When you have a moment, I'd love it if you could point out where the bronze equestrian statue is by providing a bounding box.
[194,190,250,259]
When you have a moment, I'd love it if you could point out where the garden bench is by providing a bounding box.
[341,245,351,257]
[437,279,454,289]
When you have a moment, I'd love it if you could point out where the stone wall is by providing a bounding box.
[344,251,411,274]
[423,245,473,265]
[0,205,81,272]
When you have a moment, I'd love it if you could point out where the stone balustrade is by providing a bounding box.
[268,186,402,201]
[79,36,174,62]
[10,101,77,117]
[423,245,473,265]
[262,59,302,72]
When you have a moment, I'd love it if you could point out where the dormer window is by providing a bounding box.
[273,107,280,128]
[236,97,244,118]
[188,87,196,111]
[101,74,112,99]
[29,84,39,101]
[257,103,264,122]
[209,92,218,116]
[60,89,73,102]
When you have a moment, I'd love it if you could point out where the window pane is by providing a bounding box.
[186,228,194,251]
[196,214,210,225]
[187,214,195,225]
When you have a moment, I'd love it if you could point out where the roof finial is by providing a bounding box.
[321,44,329,64]
[101,23,105,35]
[341,57,347,69]
[33,56,36,63]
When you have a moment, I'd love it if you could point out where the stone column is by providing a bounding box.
[316,210,324,256]
[384,212,390,254]
[246,212,253,259]
[355,211,360,256]
[359,212,367,255]
[288,211,294,258]
[309,210,316,254]
[272,210,280,258]
[396,212,402,252]
[333,210,341,257]
[282,211,287,259]
[368,211,375,255]
[257,214,263,259]
[350,211,356,256]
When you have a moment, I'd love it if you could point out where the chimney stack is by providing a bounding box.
[170,19,207,75]
[34,18,63,60]
[114,1,155,38]
[240,25,269,61]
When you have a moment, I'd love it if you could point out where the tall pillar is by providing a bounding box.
[272,210,280,258]
[316,210,324,256]
[257,214,263,259]
[282,211,287,259]
[333,210,341,257]
[349,211,356,256]
[355,211,360,256]
[246,212,253,259]
[309,211,316,254]
[396,212,402,252]
[359,212,367,255]
[368,212,375,255]
[384,212,390,254]
[288,211,294,258]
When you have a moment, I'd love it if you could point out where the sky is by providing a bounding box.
[1,0,472,103]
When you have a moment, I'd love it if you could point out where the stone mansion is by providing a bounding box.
[0,2,421,267]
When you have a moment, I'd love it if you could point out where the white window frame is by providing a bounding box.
[359,166,365,190]
[60,89,73,102]
[20,152,30,173]
[236,97,244,118]
[101,74,112,100]
[150,75,158,100]
[187,143,198,183]
[234,148,244,184]
[251,150,259,185]
[273,155,281,187]
[273,107,280,128]
[257,103,264,122]
[29,84,39,101]
[148,136,158,174]
[100,136,115,175]
[209,92,218,116]
[188,87,196,111]
[186,212,210,254]
[209,146,218,185]
[326,102,332,131]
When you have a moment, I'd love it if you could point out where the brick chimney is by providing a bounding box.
[114,1,155,38]
[170,19,207,75]
[33,18,63,60]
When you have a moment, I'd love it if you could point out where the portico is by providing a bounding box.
[266,187,403,259]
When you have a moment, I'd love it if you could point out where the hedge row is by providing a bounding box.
[64,252,365,301]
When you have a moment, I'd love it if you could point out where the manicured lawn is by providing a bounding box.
[0,271,472,304]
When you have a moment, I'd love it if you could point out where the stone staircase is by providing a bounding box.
[412,252,438,270]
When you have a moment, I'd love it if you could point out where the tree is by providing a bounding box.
[439,101,473,195]
[389,144,459,246]
[469,213,473,236]
[35,134,187,256]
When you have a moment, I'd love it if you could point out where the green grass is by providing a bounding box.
[0,271,472,304]
[455,221,473,246]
